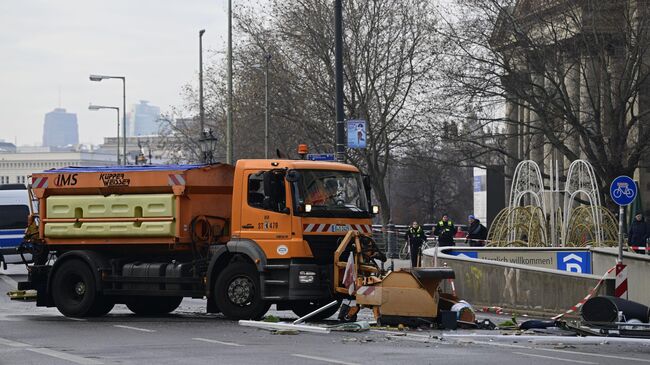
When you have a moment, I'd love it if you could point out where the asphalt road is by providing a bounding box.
[1,266,649,365]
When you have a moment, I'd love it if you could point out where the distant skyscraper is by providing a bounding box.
[126,100,161,136]
[42,108,79,147]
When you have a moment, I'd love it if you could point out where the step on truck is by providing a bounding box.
[18,160,376,320]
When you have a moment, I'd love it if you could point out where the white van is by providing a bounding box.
[0,184,31,267]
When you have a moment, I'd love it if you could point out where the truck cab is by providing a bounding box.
[228,160,374,317]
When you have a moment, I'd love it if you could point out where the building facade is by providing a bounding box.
[492,0,650,211]
[0,150,116,186]
[42,108,79,147]
[126,101,161,137]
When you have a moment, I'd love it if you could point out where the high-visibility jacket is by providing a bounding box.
[406,225,426,245]
[434,220,456,245]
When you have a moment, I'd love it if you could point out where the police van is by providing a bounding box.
[0,184,31,268]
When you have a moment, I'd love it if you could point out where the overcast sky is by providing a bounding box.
[0,0,231,146]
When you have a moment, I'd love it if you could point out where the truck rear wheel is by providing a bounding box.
[126,296,183,315]
[214,261,269,320]
[52,259,107,317]
[291,300,341,321]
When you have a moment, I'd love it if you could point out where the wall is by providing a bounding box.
[422,247,617,317]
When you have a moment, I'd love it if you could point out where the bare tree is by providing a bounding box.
[236,0,441,224]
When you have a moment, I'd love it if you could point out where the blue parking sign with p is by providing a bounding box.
[556,252,591,274]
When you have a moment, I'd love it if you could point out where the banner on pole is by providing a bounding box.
[347,120,366,149]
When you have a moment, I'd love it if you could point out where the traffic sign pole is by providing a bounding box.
[619,205,624,263]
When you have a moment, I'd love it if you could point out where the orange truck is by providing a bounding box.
[18,160,376,320]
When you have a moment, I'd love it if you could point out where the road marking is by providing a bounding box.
[451,339,650,364]
[0,337,30,347]
[291,354,360,365]
[0,275,18,289]
[113,325,155,333]
[538,348,650,363]
[192,338,243,347]
[512,352,597,364]
[0,337,102,364]
[27,347,103,365]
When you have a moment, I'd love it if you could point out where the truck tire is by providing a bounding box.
[126,296,183,315]
[52,259,107,317]
[89,299,115,317]
[291,300,341,321]
[214,261,270,320]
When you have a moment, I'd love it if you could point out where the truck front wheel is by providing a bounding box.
[52,259,107,317]
[214,261,270,320]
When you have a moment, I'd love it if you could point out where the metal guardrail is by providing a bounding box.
[371,224,475,259]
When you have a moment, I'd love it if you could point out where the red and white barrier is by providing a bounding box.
[629,246,649,252]
[615,263,628,299]
[552,265,616,320]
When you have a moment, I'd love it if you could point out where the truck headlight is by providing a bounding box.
[298,271,316,284]
[372,205,380,214]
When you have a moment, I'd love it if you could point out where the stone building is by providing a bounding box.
[491,0,650,211]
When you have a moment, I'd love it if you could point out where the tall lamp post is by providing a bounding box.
[334,0,346,162]
[88,104,120,164]
[90,74,127,165]
[199,29,206,135]
[226,0,233,164]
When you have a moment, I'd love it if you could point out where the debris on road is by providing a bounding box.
[271,329,299,335]
[329,321,371,332]
[239,320,331,334]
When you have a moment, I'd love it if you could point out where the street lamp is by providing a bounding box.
[89,74,127,165]
[88,104,120,164]
[200,128,218,164]
[199,29,206,135]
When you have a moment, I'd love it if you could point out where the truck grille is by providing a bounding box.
[304,235,345,265]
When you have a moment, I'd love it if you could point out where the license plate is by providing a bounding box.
[332,224,349,232]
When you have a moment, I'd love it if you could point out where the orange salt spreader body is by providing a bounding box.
[19,159,376,321]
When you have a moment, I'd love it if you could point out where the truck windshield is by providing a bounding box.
[292,170,369,218]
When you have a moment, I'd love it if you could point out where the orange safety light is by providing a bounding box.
[297,144,309,159]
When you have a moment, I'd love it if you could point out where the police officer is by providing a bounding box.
[405,221,426,267]
[434,214,457,247]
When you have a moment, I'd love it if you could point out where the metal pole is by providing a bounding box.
[116,108,120,164]
[334,0,345,162]
[619,205,624,263]
[264,54,270,159]
[199,30,205,136]
[122,78,127,165]
[226,0,233,164]
[292,300,338,324]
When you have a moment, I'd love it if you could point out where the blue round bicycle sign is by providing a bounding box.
[610,175,637,206]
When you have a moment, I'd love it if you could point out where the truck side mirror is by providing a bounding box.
[363,175,372,207]
[263,170,287,212]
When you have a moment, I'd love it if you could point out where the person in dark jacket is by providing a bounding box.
[433,214,456,247]
[628,212,649,253]
[466,215,488,247]
[405,221,426,267]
